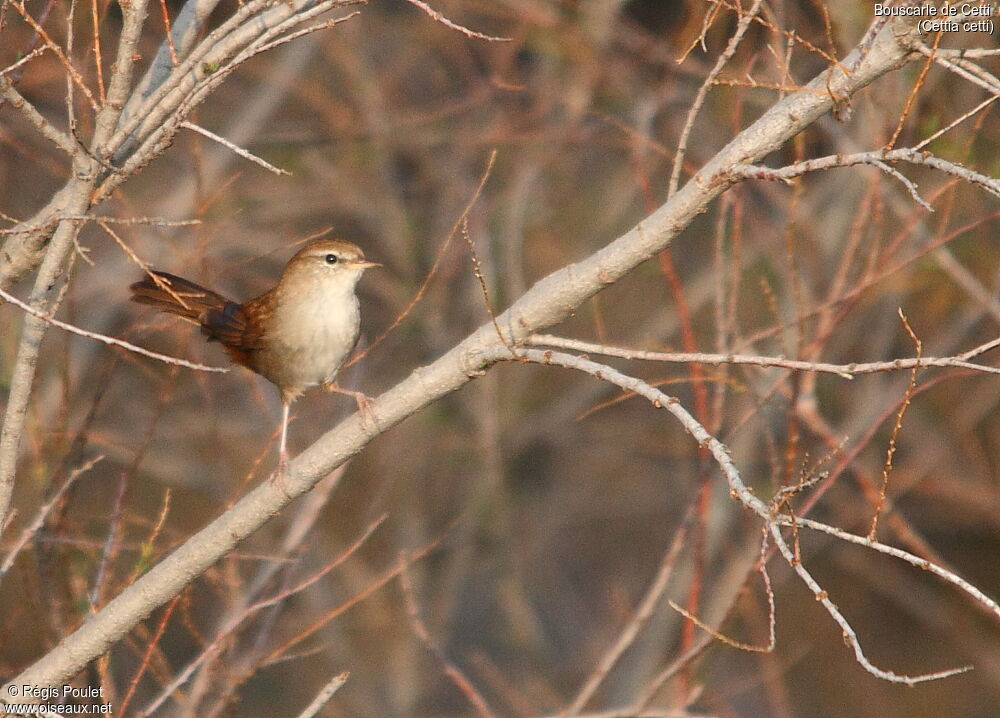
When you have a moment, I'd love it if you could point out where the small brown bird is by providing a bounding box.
[130,239,379,470]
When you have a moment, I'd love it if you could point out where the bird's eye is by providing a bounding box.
[325,254,339,264]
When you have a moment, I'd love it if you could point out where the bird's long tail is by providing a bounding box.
[129,271,230,326]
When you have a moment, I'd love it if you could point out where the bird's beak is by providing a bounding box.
[355,260,382,269]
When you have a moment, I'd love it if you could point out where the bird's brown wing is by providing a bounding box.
[203,292,274,372]
[201,296,267,350]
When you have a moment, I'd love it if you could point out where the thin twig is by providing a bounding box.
[157,0,178,66]
[1,216,200,235]
[294,672,349,718]
[89,472,128,608]
[677,0,723,61]
[91,0,105,103]
[667,598,773,652]
[126,487,172,587]
[885,29,939,150]
[869,310,921,539]
[0,46,48,77]
[400,557,496,718]
[97,1,359,198]
[261,526,454,668]
[870,160,932,210]
[403,0,510,41]
[119,596,182,714]
[350,149,498,365]
[790,515,1000,618]
[0,456,102,579]
[562,512,693,716]
[936,47,1000,58]
[180,121,291,175]
[914,94,998,151]
[461,220,517,359]
[668,0,766,197]
[712,77,828,95]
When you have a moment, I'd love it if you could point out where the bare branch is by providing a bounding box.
[915,94,999,151]
[915,42,1000,95]
[0,76,78,156]
[0,45,48,78]
[726,148,1000,200]
[870,159,933,210]
[0,216,200,235]
[403,0,510,42]
[180,121,291,176]
[294,672,349,718]
[525,334,1000,378]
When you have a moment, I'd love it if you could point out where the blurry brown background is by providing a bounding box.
[2,1,1000,716]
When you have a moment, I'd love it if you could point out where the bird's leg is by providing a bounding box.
[275,401,290,489]
[325,382,378,429]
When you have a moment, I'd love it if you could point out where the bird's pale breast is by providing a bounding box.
[252,271,362,401]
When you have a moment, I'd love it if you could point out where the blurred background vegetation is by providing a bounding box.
[2,0,999,716]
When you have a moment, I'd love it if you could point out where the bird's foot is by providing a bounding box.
[272,449,292,497]
[325,382,379,430]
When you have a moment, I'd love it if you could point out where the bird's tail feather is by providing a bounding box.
[129,271,230,324]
